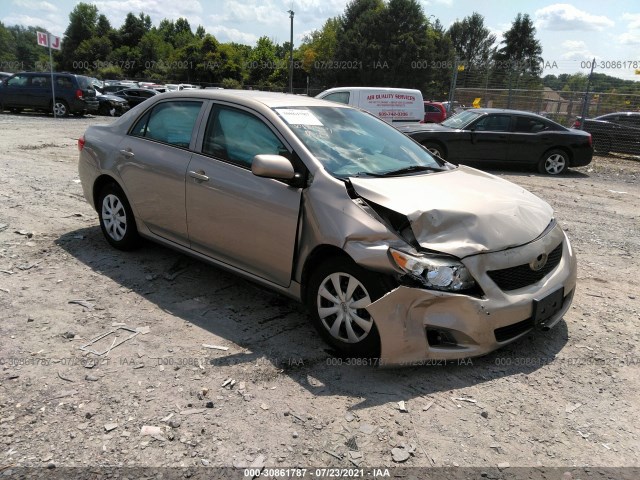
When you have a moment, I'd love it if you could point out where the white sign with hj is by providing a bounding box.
[36,31,62,117]
[36,31,61,50]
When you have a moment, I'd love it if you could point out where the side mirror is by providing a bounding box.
[252,154,296,180]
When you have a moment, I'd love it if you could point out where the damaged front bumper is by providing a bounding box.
[367,225,577,366]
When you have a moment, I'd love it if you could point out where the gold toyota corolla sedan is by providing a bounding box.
[78,90,577,366]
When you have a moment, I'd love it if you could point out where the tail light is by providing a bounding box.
[573,120,581,128]
[75,89,84,100]
[587,133,592,147]
[78,135,85,151]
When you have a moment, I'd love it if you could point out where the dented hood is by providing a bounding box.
[349,166,553,258]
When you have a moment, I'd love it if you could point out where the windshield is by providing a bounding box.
[274,106,443,177]
[441,110,481,129]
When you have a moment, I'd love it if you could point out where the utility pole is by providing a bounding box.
[448,56,459,106]
[288,10,294,94]
[579,57,596,129]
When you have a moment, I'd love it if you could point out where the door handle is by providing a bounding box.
[119,149,134,158]
[189,170,209,182]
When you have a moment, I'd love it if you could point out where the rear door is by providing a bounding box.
[116,99,205,246]
[507,115,555,164]
[185,103,303,286]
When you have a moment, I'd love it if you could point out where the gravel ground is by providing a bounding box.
[0,113,639,475]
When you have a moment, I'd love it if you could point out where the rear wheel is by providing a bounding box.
[9,108,22,114]
[538,149,568,175]
[422,142,446,160]
[307,257,390,359]
[52,100,69,117]
[97,183,140,250]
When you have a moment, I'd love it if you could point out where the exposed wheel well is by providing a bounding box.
[300,245,353,304]
[420,140,447,158]
[542,146,572,165]
[92,174,121,211]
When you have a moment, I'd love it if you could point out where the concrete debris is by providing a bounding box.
[202,344,229,351]
[423,400,435,411]
[68,299,95,310]
[391,447,410,463]
[141,425,166,441]
[398,400,408,412]
[344,412,355,422]
[85,374,99,382]
[565,402,582,413]
[104,423,118,432]
[454,397,477,403]
[359,424,376,435]
[136,326,151,335]
[180,408,206,415]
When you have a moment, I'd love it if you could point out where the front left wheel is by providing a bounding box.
[97,183,140,250]
[538,149,568,175]
[307,257,390,359]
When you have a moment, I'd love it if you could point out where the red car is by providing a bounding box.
[423,101,447,123]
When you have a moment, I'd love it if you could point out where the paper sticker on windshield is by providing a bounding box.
[276,108,324,126]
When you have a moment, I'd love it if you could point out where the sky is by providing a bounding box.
[1,0,639,80]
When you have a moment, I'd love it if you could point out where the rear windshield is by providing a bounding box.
[75,76,92,89]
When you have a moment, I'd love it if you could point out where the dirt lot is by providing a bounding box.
[0,113,639,475]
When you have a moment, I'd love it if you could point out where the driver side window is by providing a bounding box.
[202,106,287,168]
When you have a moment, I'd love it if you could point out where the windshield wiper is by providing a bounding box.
[374,165,443,176]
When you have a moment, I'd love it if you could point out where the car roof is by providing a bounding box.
[461,108,556,121]
[597,111,640,118]
[158,89,347,108]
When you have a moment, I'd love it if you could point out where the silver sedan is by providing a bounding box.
[78,90,577,366]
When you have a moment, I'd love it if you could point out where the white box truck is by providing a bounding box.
[316,87,424,124]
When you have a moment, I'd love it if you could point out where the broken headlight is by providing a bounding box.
[389,248,476,292]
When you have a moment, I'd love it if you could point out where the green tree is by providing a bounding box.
[447,12,495,77]
[0,21,17,65]
[75,36,112,71]
[494,13,542,78]
[246,36,279,87]
[118,12,151,49]
[60,2,98,70]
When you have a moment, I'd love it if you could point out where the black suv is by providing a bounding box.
[0,72,98,117]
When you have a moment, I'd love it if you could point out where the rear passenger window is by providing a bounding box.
[56,77,73,89]
[129,101,203,148]
[202,106,286,168]
[31,76,50,87]
[474,114,511,132]
[514,116,548,133]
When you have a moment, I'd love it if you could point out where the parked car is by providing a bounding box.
[441,101,465,118]
[399,108,593,175]
[0,72,12,81]
[316,87,424,124]
[0,72,98,116]
[423,101,446,123]
[96,93,130,116]
[78,90,577,365]
[110,88,159,107]
[572,112,640,155]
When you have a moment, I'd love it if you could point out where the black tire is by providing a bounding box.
[9,108,22,114]
[97,182,140,250]
[592,135,611,155]
[99,104,115,116]
[422,142,446,160]
[73,111,86,117]
[537,149,569,175]
[51,99,69,117]
[306,257,390,359]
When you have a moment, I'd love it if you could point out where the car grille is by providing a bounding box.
[487,242,563,292]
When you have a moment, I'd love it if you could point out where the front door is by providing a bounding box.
[186,104,302,287]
